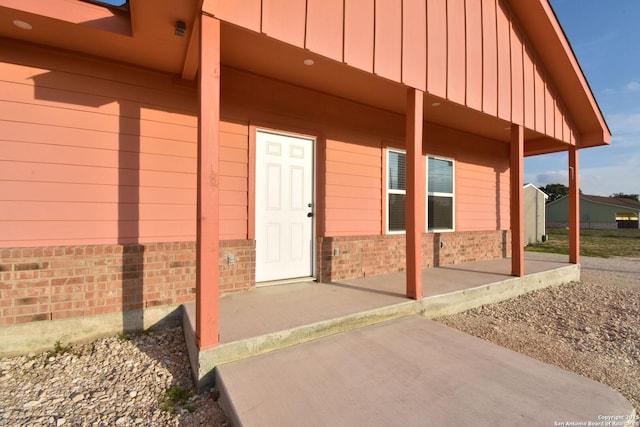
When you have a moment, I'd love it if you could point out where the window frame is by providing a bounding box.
[386,148,407,235]
[385,150,456,234]
[426,155,455,232]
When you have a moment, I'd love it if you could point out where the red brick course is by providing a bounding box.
[318,235,407,282]
[422,230,511,267]
[1,233,506,326]
[0,240,253,326]
[318,230,511,282]
[219,240,255,292]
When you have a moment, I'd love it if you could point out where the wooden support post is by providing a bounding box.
[405,88,425,300]
[196,14,220,350]
[568,146,580,264]
[510,125,524,277]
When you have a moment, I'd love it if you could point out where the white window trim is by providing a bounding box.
[386,148,407,235]
[385,150,456,234]
[426,155,455,233]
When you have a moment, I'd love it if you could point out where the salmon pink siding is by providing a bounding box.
[1,39,514,336]
[0,41,247,246]
[325,139,382,235]
[220,67,405,239]
[207,0,577,144]
[219,122,249,240]
[221,67,511,238]
[424,127,511,231]
[0,46,513,247]
[344,0,375,72]
[0,41,198,247]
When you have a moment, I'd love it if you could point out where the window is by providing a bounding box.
[427,157,454,231]
[387,150,406,233]
[386,150,455,233]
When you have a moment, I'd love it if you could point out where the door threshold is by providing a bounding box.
[256,277,316,287]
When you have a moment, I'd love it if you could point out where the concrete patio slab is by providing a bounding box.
[216,316,634,427]
[184,255,580,390]
[218,254,573,343]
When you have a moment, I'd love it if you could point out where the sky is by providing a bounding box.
[524,0,640,197]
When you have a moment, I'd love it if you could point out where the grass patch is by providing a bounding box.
[51,340,71,356]
[160,385,194,413]
[526,228,640,258]
[117,332,130,342]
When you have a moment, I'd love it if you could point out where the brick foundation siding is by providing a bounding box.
[0,240,253,326]
[1,233,508,325]
[318,235,406,282]
[318,231,510,282]
[219,240,255,292]
[423,230,510,267]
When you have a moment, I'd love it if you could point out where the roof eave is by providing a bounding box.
[506,0,611,148]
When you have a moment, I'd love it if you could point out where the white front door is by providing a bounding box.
[255,130,314,283]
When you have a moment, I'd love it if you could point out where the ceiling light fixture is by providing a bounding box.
[431,102,441,107]
[303,59,315,66]
[13,20,32,30]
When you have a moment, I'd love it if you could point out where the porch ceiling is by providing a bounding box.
[0,0,201,76]
[0,0,563,152]
[221,23,554,150]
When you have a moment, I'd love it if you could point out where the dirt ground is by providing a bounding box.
[437,253,640,414]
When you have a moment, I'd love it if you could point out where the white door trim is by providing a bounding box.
[255,129,316,284]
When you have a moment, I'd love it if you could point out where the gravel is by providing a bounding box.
[0,327,229,426]
[1,253,637,425]
[437,253,640,414]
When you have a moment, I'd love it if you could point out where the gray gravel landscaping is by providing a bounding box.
[1,252,638,425]
[438,253,640,414]
[0,327,229,426]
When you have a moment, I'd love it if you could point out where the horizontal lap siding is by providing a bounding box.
[221,69,398,238]
[0,42,198,247]
[224,69,510,238]
[325,139,382,235]
[219,122,249,239]
[426,125,510,232]
[456,162,511,230]
[456,145,511,231]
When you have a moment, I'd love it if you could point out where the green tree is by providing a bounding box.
[610,193,639,201]
[540,183,568,203]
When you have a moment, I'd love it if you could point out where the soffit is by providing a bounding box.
[221,23,547,145]
[0,0,200,75]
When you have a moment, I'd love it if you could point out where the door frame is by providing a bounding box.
[250,126,317,285]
